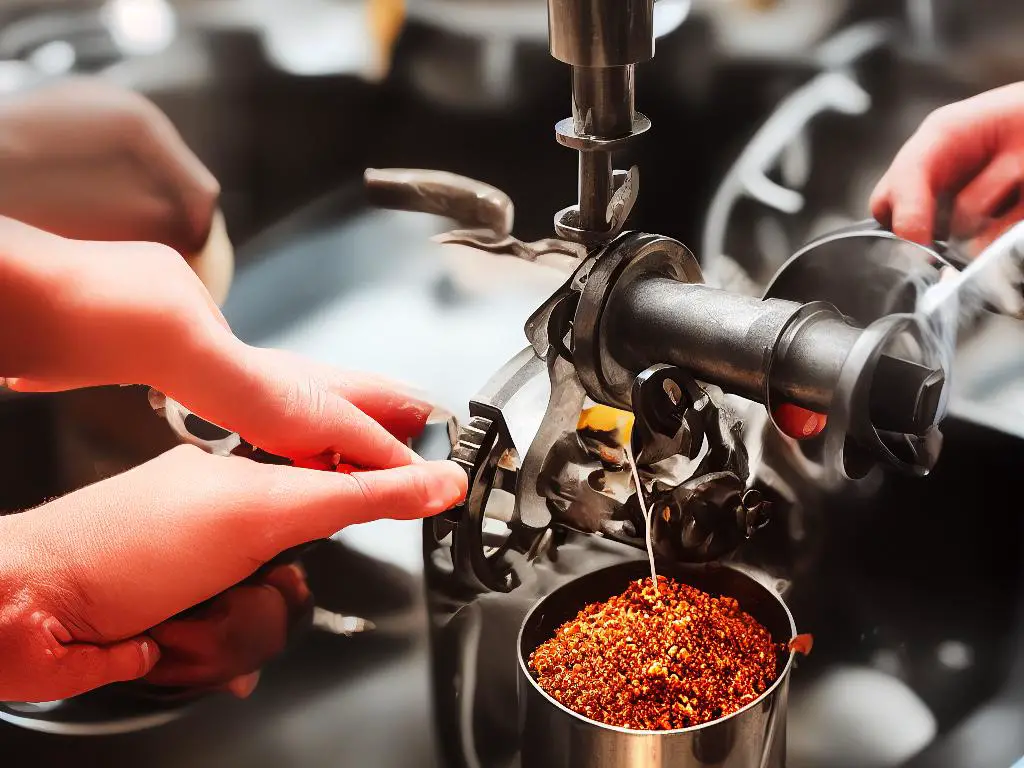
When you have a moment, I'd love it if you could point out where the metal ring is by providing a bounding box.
[554,114,652,152]
[820,313,946,485]
[760,300,843,436]
[573,232,704,408]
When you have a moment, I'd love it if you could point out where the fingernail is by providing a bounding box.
[138,639,159,676]
[34,612,71,658]
[427,461,468,513]
[286,564,312,603]
[228,671,261,699]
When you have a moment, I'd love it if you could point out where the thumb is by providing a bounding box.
[55,637,160,698]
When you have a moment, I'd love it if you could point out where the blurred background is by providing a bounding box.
[1,0,1024,766]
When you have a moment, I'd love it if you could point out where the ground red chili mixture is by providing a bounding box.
[528,575,778,730]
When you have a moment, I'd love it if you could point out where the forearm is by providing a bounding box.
[0,216,74,380]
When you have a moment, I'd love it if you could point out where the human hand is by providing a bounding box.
[871,82,1024,254]
[0,77,219,256]
[0,444,465,703]
[0,216,427,467]
[0,217,467,702]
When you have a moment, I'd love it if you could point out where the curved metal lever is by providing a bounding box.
[365,168,586,266]
[364,168,514,237]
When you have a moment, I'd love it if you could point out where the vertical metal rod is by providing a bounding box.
[571,64,634,232]
[578,151,613,231]
[571,65,635,136]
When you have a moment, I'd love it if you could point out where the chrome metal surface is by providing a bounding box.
[547,0,652,243]
[547,0,654,67]
[364,168,515,238]
[518,560,795,768]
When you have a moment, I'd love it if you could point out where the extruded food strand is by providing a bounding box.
[529,576,778,731]
[624,442,658,594]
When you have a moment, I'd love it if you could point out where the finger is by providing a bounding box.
[888,173,938,245]
[869,176,893,229]
[225,671,261,699]
[966,199,1024,254]
[250,458,469,556]
[50,637,160,699]
[874,106,994,244]
[126,96,222,254]
[144,584,288,688]
[19,447,467,642]
[249,352,437,445]
[260,564,313,620]
[161,340,422,468]
[272,359,441,443]
[951,154,1024,239]
[321,373,435,443]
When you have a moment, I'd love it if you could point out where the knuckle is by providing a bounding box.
[922,104,955,130]
[116,92,164,144]
[281,377,330,426]
[407,470,435,511]
[163,442,212,471]
[197,173,222,209]
[1007,153,1024,181]
[142,241,188,272]
[348,472,382,513]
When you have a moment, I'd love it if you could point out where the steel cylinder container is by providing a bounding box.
[517,560,797,768]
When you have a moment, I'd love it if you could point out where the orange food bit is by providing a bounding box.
[787,633,814,656]
[292,454,365,473]
[292,455,336,471]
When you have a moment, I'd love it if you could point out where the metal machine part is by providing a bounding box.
[518,560,796,768]
[358,0,952,606]
[548,0,652,245]
[365,164,949,597]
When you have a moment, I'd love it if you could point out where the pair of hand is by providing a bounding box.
[0,81,466,704]
[872,81,1024,253]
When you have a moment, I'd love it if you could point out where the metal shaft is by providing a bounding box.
[548,0,653,242]
[572,66,634,230]
[606,278,944,434]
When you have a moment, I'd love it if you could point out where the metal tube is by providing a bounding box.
[604,277,943,432]
[607,278,857,410]
[578,151,613,232]
[571,66,636,231]
[548,0,654,67]
[572,65,635,136]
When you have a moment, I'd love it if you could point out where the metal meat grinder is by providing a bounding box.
[362,1,954,767]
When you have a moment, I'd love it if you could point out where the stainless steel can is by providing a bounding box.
[517,560,797,768]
